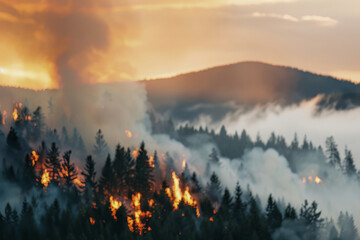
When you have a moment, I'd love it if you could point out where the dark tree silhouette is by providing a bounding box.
[133,142,154,198]
[6,127,21,150]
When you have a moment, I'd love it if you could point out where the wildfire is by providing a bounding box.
[109,196,122,220]
[89,217,95,225]
[41,169,50,188]
[31,151,39,166]
[302,175,322,184]
[125,130,133,138]
[127,193,152,235]
[165,172,200,217]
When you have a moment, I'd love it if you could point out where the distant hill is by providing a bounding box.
[144,62,360,120]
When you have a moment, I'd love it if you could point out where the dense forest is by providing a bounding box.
[0,104,359,240]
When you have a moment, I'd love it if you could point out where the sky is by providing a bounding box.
[0,0,360,89]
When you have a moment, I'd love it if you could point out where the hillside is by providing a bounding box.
[144,62,360,120]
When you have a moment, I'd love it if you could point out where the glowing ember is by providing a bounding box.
[209,217,214,222]
[89,217,95,225]
[131,148,139,159]
[302,175,322,184]
[314,176,322,184]
[182,159,186,169]
[148,199,154,207]
[109,196,122,220]
[31,151,39,166]
[149,156,155,168]
[2,110,5,125]
[125,130,133,138]
[12,108,18,121]
[41,169,50,187]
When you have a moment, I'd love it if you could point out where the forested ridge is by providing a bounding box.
[0,104,358,240]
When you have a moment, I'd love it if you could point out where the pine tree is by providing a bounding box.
[81,155,97,202]
[190,172,202,193]
[265,194,282,230]
[99,154,114,198]
[233,182,245,221]
[20,198,38,239]
[219,125,227,137]
[113,144,127,194]
[343,148,357,177]
[206,172,222,203]
[299,200,324,230]
[93,129,109,156]
[124,148,135,194]
[255,133,265,149]
[284,203,297,219]
[338,212,358,240]
[325,136,341,168]
[133,142,154,197]
[6,127,21,150]
[219,188,232,219]
[302,135,309,150]
[61,150,77,190]
[291,133,299,150]
[46,142,61,182]
[32,106,44,140]
[22,154,37,190]
[267,132,277,149]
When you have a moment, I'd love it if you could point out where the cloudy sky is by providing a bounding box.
[0,0,359,89]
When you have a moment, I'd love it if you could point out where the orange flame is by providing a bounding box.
[314,176,322,184]
[89,217,95,225]
[131,148,139,159]
[41,169,50,187]
[149,156,155,168]
[302,175,322,184]
[73,178,85,188]
[172,172,182,210]
[127,193,152,235]
[109,196,122,220]
[148,199,154,207]
[166,172,200,217]
[12,108,18,121]
[125,130,133,138]
[31,151,39,166]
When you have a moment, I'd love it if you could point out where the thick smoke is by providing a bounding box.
[182,96,360,165]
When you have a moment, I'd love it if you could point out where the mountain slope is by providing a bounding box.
[144,62,360,120]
